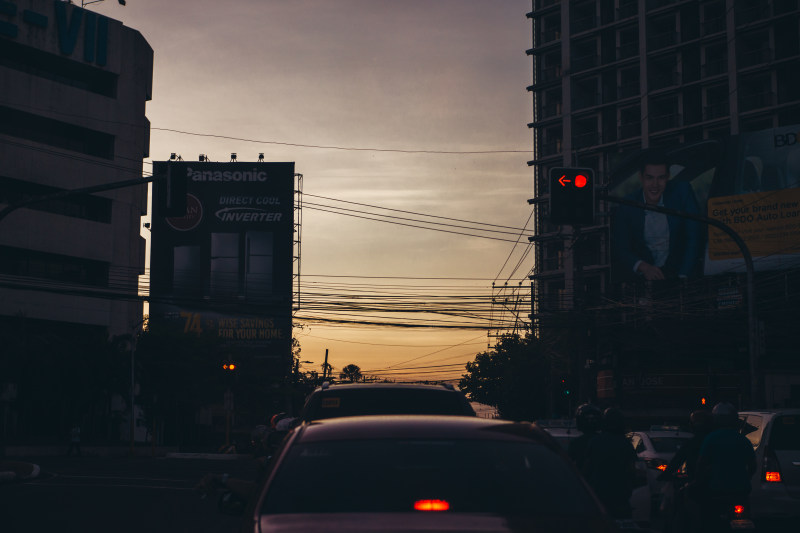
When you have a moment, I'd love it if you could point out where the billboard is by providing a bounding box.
[608,125,800,282]
[149,161,295,366]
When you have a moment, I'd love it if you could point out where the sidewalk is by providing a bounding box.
[0,460,40,483]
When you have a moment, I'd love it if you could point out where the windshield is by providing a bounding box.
[649,436,690,453]
[262,438,596,514]
[771,415,800,450]
[305,389,475,419]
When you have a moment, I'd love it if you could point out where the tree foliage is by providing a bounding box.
[339,363,363,383]
[459,333,551,421]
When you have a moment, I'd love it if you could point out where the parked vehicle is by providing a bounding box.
[738,409,800,531]
[237,416,619,532]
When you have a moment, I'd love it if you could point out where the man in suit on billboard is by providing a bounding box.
[612,150,704,281]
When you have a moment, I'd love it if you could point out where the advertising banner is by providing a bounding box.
[705,125,800,274]
[608,126,800,282]
[149,161,295,361]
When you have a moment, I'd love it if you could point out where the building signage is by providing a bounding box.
[0,1,109,66]
[149,161,295,362]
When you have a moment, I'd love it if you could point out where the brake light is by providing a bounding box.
[414,499,450,512]
[734,504,745,515]
[656,463,668,471]
[763,447,783,483]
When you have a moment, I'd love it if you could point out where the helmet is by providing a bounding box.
[689,409,713,433]
[602,407,626,434]
[711,402,739,428]
[575,403,602,433]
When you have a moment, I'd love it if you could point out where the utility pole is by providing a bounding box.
[322,349,329,381]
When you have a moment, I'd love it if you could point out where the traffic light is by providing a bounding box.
[163,162,187,217]
[549,167,595,226]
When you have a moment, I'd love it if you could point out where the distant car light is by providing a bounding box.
[734,504,745,515]
[414,499,450,512]
[656,463,668,471]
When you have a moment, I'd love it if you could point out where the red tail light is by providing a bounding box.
[414,499,450,512]
[734,505,745,515]
[764,447,783,483]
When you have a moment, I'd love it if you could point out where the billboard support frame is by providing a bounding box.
[603,193,761,408]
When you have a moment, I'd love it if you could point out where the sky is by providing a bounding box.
[93,0,534,382]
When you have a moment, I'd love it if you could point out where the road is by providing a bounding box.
[0,454,258,533]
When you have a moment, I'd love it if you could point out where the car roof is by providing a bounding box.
[294,415,555,445]
[739,408,800,416]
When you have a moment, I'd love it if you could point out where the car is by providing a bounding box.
[238,415,620,532]
[738,409,800,530]
[539,420,652,529]
[628,427,694,472]
[295,381,477,423]
[628,427,693,516]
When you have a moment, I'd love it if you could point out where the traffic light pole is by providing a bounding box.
[0,175,160,224]
[601,193,760,408]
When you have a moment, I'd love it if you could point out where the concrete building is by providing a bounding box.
[0,0,152,441]
[526,0,800,413]
[0,0,152,337]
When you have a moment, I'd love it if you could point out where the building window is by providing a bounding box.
[0,106,115,159]
[0,40,118,97]
[573,76,600,110]
[0,246,109,287]
[619,106,641,139]
[738,73,774,112]
[571,1,597,34]
[737,30,771,68]
[650,95,681,132]
[648,54,679,90]
[704,83,729,121]
[703,1,726,36]
[572,38,599,72]
[619,66,640,98]
[703,42,728,78]
[647,14,678,51]
[0,176,112,223]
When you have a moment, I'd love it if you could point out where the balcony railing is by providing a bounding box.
[619,82,640,98]
[573,131,601,149]
[650,112,681,132]
[738,47,771,68]
[703,18,725,36]
[618,42,639,60]
[619,122,641,139]
[739,91,774,112]
[572,53,598,72]
[702,59,727,77]
[538,65,562,83]
[704,101,729,121]
[649,71,680,90]
[648,31,678,51]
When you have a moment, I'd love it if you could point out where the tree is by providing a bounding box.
[459,333,551,421]
[339,364,363,383]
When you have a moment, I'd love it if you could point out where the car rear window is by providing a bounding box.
[262,439,597,515]
[650,436,690,453]
[770,415,800,450]
[305,389,475,419]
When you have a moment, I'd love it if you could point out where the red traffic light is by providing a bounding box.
[575,174,588,188]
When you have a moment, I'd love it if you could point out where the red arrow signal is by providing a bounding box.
[559,175,570,186]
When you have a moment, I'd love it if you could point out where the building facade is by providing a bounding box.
[0,0,152,440]
[526,0,800,415]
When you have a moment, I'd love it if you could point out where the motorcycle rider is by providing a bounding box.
[695,402,756,532]
[659,409,713,532]
[582,407,638,520]
[568,403,603,471]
